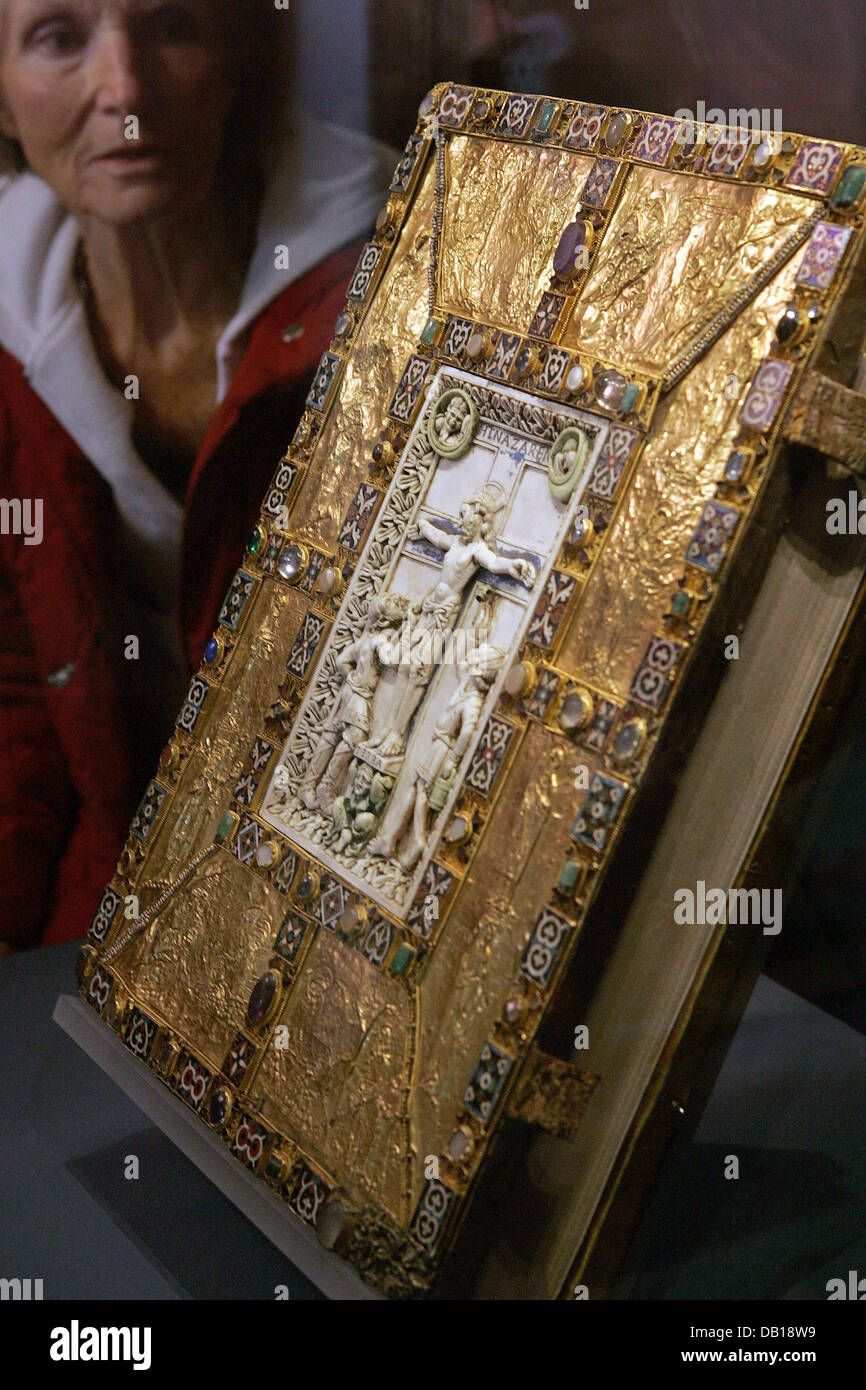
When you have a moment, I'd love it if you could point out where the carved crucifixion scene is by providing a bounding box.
[262,368,608,917]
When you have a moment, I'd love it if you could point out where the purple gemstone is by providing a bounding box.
[553,219,588,278]
[246,971,277,1028]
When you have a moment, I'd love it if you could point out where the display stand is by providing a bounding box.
[52,993,382,1302]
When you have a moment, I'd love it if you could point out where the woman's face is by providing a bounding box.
[0,0,234,223]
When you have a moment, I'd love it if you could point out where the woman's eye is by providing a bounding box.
[27,16,87,56]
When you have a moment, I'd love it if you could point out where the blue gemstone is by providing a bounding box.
[204,638,219,664]
[724,450,746,481]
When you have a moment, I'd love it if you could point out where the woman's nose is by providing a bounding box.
[89,25,144,114]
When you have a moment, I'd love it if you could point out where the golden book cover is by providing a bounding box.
[76,85,866,1298]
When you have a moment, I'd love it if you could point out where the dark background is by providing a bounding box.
[296,0,866,150]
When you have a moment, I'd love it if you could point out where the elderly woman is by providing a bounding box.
[0,0,394,948]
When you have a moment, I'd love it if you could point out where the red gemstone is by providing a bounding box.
[246,971,277,1027]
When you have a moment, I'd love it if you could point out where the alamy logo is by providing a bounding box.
[0,1277,43,1300]
[827,1270,866,1299]
[826,491,866,535]
[673,101,783,144]
[50,1321,152,1371]
[0,498,43,545]
[674,881,782,935]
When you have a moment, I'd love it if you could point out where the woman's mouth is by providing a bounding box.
[89,144,169,170]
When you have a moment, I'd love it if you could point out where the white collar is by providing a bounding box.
[0,118,395,603]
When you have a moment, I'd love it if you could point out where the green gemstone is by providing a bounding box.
[557,860,580,894]
[621,383,641,413]
[671,590,691,617]
[390,944,414,977]
[421,317,441,346]
[217,812,234,839]
[248,526,265,555]
[537,101,557,134]
[831,164,866,209]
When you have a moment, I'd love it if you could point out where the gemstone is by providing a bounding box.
[536,100,557,134]
[265,1152,287,1183]
[611,720,644,763]
[390,944,414,977]
[595,369,628,410]
[155,1038,179,1076]
[246,971,278,1028]
[334,311,351,338]
[247,525,265,555]
[557,859,581,894]
[566,363,585,392]
[621,383,641,413]
[752,138,774,169]
[505,653,530,692]
[445,814,470,844]
[217,811,234,839]
[466,330,487,359]
[375,206,390,231]
[724,450,748,482]
[448,1130,472,1162]
[317,1198,347,1251]
[806,303,823,325]
[671,589,691,617]
[419,90,436,117]
[473,99,490,120]
[296,872,318,903]
[775,304,802,343]
[255,843,275,869]
[604,112,629,148]
[559,691,591,732]
[514,345,537,378]
[553,218,589,278]
[504,996,523,1024]
[278,545,304,582]
[208,1088,230,1127]
[421,316,440,345]
[338,904,365,936]
[204,637,220,665]
[831,164,866,208]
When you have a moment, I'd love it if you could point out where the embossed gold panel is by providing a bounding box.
[80,84,866,1298]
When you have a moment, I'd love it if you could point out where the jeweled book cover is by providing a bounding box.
[77,86,866,1297]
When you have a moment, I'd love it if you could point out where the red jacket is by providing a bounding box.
[0,240,361,949]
